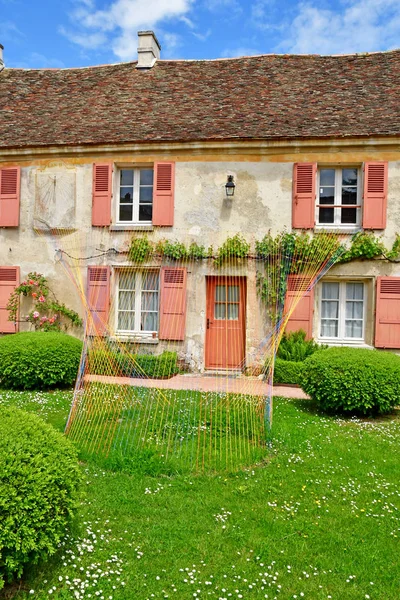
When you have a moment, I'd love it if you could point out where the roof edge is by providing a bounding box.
[3,47,400,72]
[1,135,399,161]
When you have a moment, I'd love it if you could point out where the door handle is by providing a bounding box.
[207,318,211,329]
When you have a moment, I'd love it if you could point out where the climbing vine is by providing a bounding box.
[128,237,153,263]
[8,232,399,334]
[338,231,400,262]
[127,235,246,265]
[128,231,400,266]
[157,239,189,261]
[127,231,400,324]
[255,231,344,323]
[213,234,250,266]
[7,272,83,332]
[186,242,208,261]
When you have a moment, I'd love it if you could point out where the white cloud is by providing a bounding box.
[59,26,107,50]
[62,0,193,60]
[250,0,285,32]
[221,46,261,57]
[179,15,195,29]
[30,53,66,68]
[204,0,241,11]
[162,32,181,50]
[251,0,275,23]
[0,20,23,42]
[192,28,212,41]
[279,0,400,54]
[12,53,66,69]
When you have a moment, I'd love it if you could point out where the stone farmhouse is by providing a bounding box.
[0,32,400,371]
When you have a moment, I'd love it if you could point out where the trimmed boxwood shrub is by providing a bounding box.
[87,348,119,376]
[301,347,400,415]
[0,332,82,390]
[274,358,304,385]
[270,331,326,385]
[0,407,81,589]
[132,352,179,378]
[88,349,179,379]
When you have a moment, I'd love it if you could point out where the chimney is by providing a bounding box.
[0,45,4,70]
[136,31,161,69]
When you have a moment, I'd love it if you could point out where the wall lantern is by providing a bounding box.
[225,175,235,197]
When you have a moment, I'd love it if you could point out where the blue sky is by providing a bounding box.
[1,0,400,68]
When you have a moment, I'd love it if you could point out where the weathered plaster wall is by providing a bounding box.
[386,162,400,244]
[1,153,400,368]
[173,162,292,243]
[0,160,294,365]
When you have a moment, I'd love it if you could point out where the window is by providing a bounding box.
[317,167,361,228]
[214,284,240,320]
[320,281,364,341]
[118,168,154,224]
[117,270,159,334]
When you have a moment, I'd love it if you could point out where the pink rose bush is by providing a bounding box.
[7,272,82,332]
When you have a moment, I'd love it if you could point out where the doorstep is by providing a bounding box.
[201,370,243,379]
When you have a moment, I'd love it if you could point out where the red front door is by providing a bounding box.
[205,276,246,369]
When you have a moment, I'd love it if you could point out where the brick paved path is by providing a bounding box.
[86,373,308,399]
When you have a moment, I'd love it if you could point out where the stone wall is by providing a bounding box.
[1,153,400,369]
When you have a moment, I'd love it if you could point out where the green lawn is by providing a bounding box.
[67,384,267,474]
[1,389,399,600]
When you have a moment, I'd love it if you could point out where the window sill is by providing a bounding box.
[314,226,361,235]
[317,339,372,349]
[110,224,154,231]
[111,334,159,344]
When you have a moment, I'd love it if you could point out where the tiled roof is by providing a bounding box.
[1,50,400,149]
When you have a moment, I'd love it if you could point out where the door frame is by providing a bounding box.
[204,275,247,370]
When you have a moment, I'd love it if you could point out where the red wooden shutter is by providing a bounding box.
[375,276,400,348]
[284,275,314,340]
[153,162,175,226]
[363,162,388,230]
[292,163,316,229]
[159,267,187,340]
[0,167,21,227]
[0,267,20,333]
[87,266,110,336]
[92,163,112,226]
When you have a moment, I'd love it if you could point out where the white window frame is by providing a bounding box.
[315,166,362,230]
[116,269,160,338]
[319,280,365,343]
[115,167,154,225]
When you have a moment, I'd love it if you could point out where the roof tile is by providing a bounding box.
[0,51,399,149]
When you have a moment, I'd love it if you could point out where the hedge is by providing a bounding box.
[88,349,179,379]
[0,407,81,588]
[273,358,304,385]
[0,332,82,390]
[301,347,400,415]
[270,330,326,385]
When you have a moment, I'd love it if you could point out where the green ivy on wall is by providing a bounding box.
[127,234,247,265]
[128,236,154,263]
[128,231,400,266]
[255,231,344,323]
[213,235,250,266]
[127,231,400,324]
[338,231,400,262]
